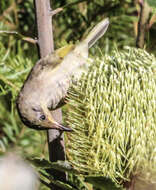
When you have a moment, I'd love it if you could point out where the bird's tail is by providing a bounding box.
[84,18,109,48]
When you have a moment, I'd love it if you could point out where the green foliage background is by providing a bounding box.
[0,0,156,189]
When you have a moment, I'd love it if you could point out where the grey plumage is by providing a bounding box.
[17,18,109,130]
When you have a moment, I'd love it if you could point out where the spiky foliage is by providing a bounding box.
[66,47,156,186]
[0,41,47,157]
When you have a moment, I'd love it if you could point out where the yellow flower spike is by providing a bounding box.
[66,47,156,187]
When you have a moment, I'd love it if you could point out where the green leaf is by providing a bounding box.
[50,179,78,190]
[30,158,79,174]
[39,170,79,190]
[146,0,156,7]
[84,176,122,190]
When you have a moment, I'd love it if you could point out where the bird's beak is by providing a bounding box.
[53,122,73,132]
[41,103,73,132]
[47,114,73,132]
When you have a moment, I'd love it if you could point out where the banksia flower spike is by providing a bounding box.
[66,47,156,187]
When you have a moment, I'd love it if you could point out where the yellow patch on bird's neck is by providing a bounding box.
[40,102,56,124]
[56,44,74,58]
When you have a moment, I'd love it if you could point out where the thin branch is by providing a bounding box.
[34,0,54,57]
[136,0,151,48]
[49,8,63,17]
[0,30,19,34]
[34,1,66,189]
[22,37,38,44]
[0,30,38,44]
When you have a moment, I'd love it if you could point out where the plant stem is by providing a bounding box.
[136,0,151,48]
[34,0,66,189]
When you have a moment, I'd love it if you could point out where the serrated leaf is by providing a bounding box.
[50,179,78,190]
[84,176,122,190]
[30,158,79,174]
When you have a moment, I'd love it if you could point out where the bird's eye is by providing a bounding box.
[39,115,46,121]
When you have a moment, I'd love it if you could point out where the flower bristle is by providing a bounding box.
[65,47,156,185]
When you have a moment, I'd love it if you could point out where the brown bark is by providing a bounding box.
[34,0,66,189]
[136,0,151,48]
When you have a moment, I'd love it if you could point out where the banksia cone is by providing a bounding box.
[65,47,156,186]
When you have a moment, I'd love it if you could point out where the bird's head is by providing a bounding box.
[16,95,72,131]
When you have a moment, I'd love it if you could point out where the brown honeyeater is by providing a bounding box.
[17,18,109,131]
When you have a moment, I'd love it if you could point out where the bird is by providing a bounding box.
[17,18,109,131]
